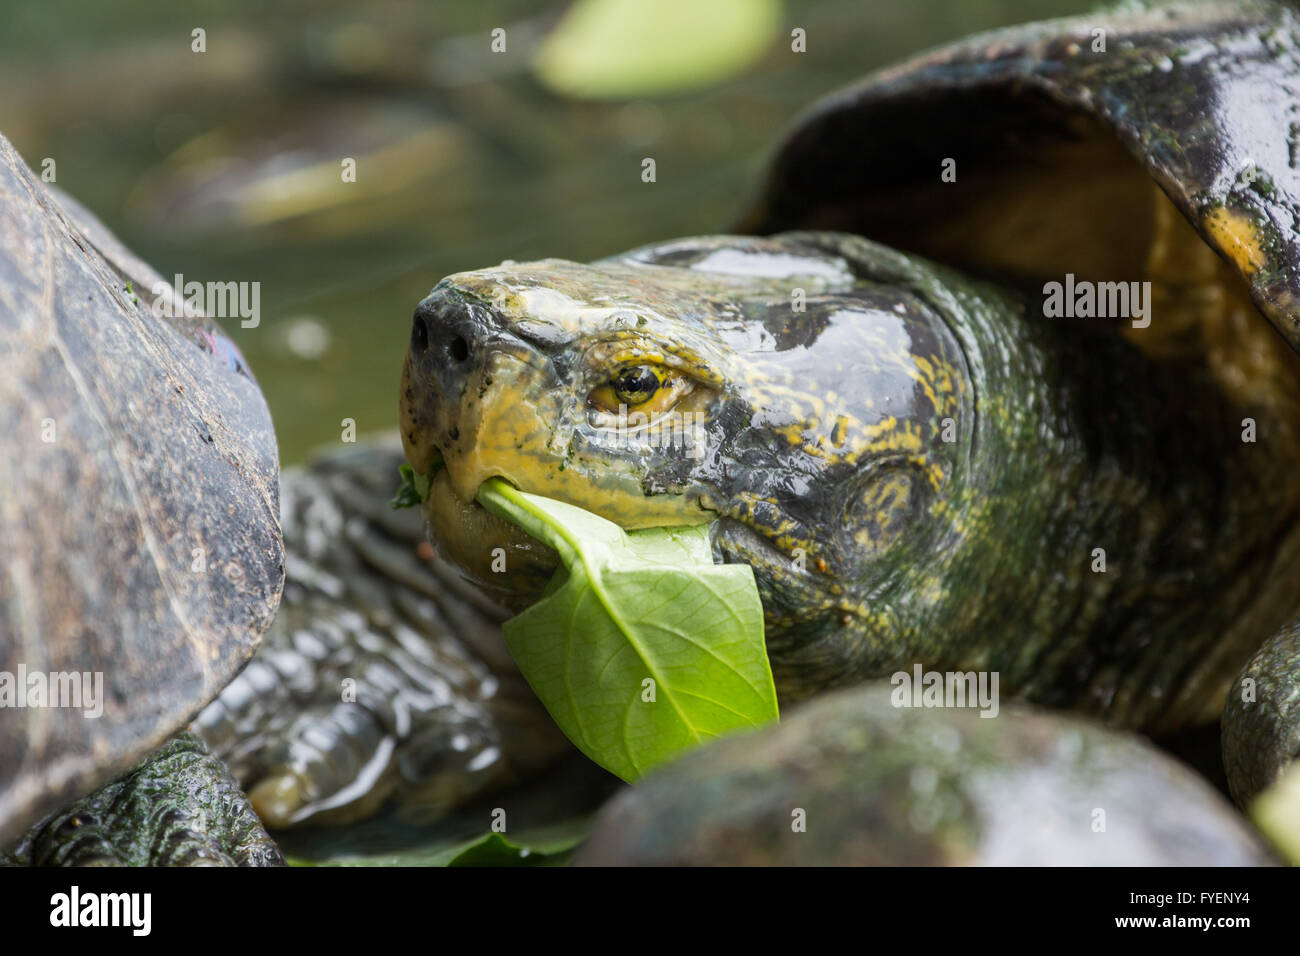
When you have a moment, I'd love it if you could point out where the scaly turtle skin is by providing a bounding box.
[399,0,1300,827]
[193,438,568,829]
[2,732,281,867]
[5,438,569,863]
[0,134,284,847]
[1223,621,1300,804]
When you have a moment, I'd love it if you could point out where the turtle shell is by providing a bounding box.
[741,0,1300,356]
[0,133,284,844]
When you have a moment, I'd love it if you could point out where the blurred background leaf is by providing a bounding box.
[534,0,781,99]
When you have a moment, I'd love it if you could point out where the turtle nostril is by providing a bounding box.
[448,335,470,363]
[411,315,429,353]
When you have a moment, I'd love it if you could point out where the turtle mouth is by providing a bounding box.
[421,463,560,607]
[400,341,573,605]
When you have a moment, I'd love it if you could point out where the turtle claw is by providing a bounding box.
[227,704,401,828]
[247,764,390,830]
[248,771,313,830]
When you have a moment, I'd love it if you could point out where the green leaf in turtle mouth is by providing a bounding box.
[388,451,443,509]
[475,476,778,782]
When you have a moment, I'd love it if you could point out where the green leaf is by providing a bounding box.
[476,478,778,782]
[443,832,574,867]
[389,462,431,510]
[533,0,781,100]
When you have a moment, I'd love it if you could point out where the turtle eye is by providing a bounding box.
[611,364,665,406]
[586,361,697,423]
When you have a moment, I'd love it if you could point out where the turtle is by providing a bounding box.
[0,132,285,861]
[1,430,571,864]
[0,117,574,858]
[0,127,567,861]
[0,121,570,860]
[11,0,1300,867]
[394,0,1300,861]
[189,436,570,832]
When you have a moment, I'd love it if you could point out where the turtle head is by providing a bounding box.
[400,248,724,604]
[400,236,970,666]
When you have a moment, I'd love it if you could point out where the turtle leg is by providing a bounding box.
[193,438,568,829]
[1222,617,1300,804]
[2,731,281,866]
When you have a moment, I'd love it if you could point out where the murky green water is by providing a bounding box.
[0,0,1093,465]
